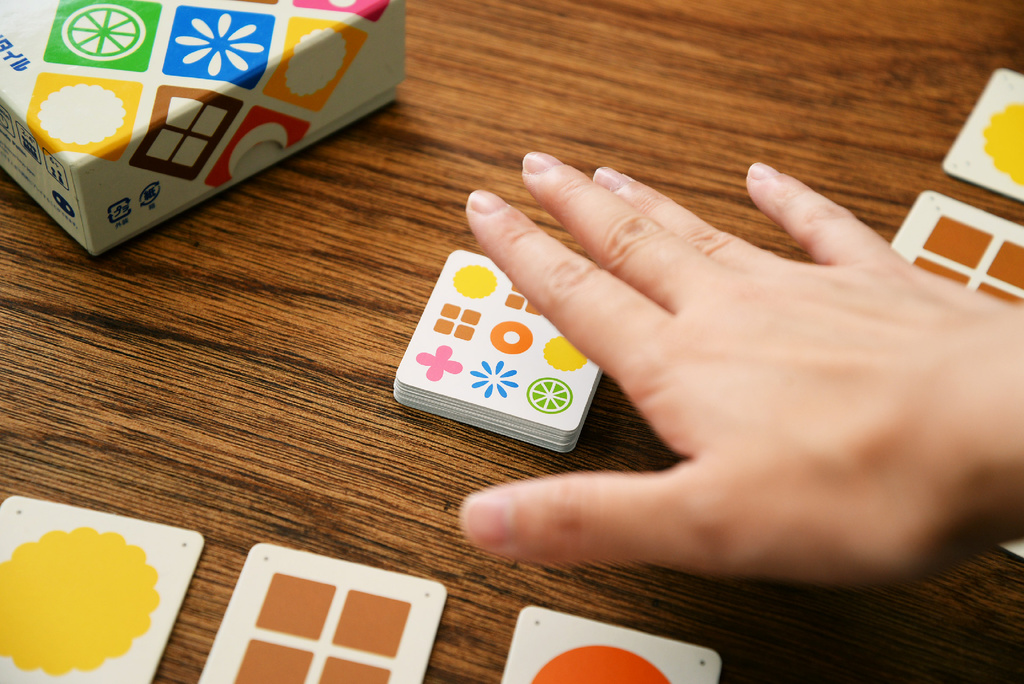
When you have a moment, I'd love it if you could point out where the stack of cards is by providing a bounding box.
[395,250,602,452]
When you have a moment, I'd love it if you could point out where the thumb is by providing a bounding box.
[460,470,684,564]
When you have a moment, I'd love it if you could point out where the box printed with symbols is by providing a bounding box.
[0,0,404,254]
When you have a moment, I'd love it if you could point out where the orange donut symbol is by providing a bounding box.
[490,321,533,355]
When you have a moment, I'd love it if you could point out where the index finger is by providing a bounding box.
[466,189,671,383]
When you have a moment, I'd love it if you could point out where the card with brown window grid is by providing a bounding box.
[892,191,1024,303]
[198,544,446,684]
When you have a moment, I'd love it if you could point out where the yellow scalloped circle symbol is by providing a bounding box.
[543,336,587,371]
[0,527,159,675]
[983,104,1024,186]
[453,265,497,299]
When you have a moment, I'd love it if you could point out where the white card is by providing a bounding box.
[944,68,1024,204]
[395,250,602,434]
[501,607,721,684]
[199,544,446,684]
[893,196,1024,557]
[892,191,1024,301]
[0,496,204,684]
[1004,539,1024,559]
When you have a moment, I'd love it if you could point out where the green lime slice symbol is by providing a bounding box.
[63,4,146,61]
[527,377,573,414]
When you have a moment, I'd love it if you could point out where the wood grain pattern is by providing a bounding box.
[3,0,1024,681]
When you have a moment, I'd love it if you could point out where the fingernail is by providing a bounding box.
[467,190,508,215]
[461,490,513,549]
[523,152,562,175]
[748,162,780,181]
[593,166,633,193]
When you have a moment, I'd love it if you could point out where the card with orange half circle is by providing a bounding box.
[501,607,721,684]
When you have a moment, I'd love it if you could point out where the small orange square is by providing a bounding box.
[978,282,1023,302]
[439,303,460,319]
[235,640,312,684]
[460,309,481,325]
[319,658,390,684]
[525,302,541,315]
[505,294,525,310]
[433,319,454,335]
[913,257,970,284]
[333,590,411,658]
[454,325,475,341]
[923,216,992,268]
[256,574,335,640]
[988,241,1024,290]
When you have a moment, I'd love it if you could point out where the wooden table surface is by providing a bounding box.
[3,0,1024,681]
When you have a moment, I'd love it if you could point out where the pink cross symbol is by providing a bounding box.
[416,345,463,382]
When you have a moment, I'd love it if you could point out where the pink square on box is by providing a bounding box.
[292,0,390,21]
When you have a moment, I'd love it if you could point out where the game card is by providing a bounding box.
[199,544,446,684]
[944,68,1024,204]
[892,191,1024,302]
[0,496,204,684]
[501,607,721,684]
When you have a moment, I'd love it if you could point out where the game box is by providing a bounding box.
[0,0,403,255]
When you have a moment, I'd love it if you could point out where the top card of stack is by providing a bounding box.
[394,250,602,452]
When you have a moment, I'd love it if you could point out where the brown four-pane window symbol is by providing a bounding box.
[504,286,540,315]
[129,85,243,180]
[434,303,481,340]
[238,574,412,684]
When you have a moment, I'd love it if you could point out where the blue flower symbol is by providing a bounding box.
[164,8,274,89]
[470,360,519,399]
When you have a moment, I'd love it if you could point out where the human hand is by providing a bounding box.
[459,152,1024,583]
